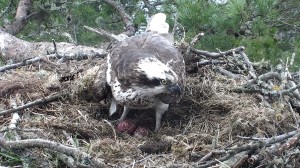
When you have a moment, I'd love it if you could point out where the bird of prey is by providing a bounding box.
[106,13,186,131]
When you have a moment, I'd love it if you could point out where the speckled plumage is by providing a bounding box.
[106,22,185,131]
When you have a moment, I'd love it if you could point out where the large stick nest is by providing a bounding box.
[0,43,299,167]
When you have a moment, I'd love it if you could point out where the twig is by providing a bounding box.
[186,32,204,55]
[281,83,300,97]
[287,80,300,100]
[277,132,300,155]
[231,152,249,168]
[103,0,135,36]
[190,32,205,47]
[284,149,300,166]
[187,60,226,73]
[197,129,300,167]
[197,60,226,66]
[191,46,245,58]
[236,135,267,141]
[0,93,68,116]
[217,67,242,79]
[0,138,105,167]
[103,119,117,141]
[228,129,300,153]
[52,39,57,54]
[196,153,233,168]
[8,99,21,130]
[0,54,53,72]
[198,150,226,162]
[0,127,43,133]
[55,152,77,168]
[240,51,257,79]
[287,101,300,128]
[0,49,106,72]
[216,158,231,168]
[250,72,282,84]
[84,25,126,42]
[248,154,264,165]
[5,98,22,141]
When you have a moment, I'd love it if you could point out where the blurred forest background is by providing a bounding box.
[1,0,300,66]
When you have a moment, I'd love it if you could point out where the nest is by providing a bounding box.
[1,63,296,167]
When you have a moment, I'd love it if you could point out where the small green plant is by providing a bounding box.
[0,151,22,166]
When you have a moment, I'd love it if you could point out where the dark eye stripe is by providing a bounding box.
[139,74,160,87]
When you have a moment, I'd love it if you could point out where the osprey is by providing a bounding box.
[106,13,186,131]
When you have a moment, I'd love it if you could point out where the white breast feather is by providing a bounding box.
[106,53,112,84]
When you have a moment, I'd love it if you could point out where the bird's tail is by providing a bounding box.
[146,13,169,34]
[146,13,174,43]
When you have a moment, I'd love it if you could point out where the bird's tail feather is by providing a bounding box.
[146,13,169,34]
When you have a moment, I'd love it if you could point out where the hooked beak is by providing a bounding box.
[168,83,182,103]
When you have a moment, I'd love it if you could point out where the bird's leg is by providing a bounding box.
[109,98,117,116]
[118,106,130,122]
[110,104,130,124]
[154,102,169,132]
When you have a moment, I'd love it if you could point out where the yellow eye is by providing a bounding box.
[161,79,167,85]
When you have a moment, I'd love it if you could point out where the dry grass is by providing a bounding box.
[0,62,297,167]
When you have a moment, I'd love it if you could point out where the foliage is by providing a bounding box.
[176,0,300,66]
[0,151,22,166]
[1,0,300,65]
[1,0,142,45]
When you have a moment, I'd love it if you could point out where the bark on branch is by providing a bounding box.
[191,46,245,58]
[0,29,107,62]
[103,0,135,36]
[195,129,300,168]
[0,138,105,167]
[2,0,32,35]
[0,93,67,116]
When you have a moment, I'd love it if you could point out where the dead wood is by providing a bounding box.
[0,137,105,167]
[103,0,135,36]
[2,0,32,35]
[84,25,126,42]
[0,93,66,116]
[190,46,245,58]
[0,29,107,62]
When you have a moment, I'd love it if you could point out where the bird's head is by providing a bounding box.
[135,57,183,104]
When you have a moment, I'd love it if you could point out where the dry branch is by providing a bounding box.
[191,46,245,58]
[84,25,127,42]
[2,0,32,35]
[0,138,105,167]
[217,67,242,79]
[0,54,56,72]
[0,29,107,62]
[240,51,257,78]
[103,0,135,36]
[0,93,67,116]
[277,132,300,154]
[186,32,205,55]
[196,129,300,167]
